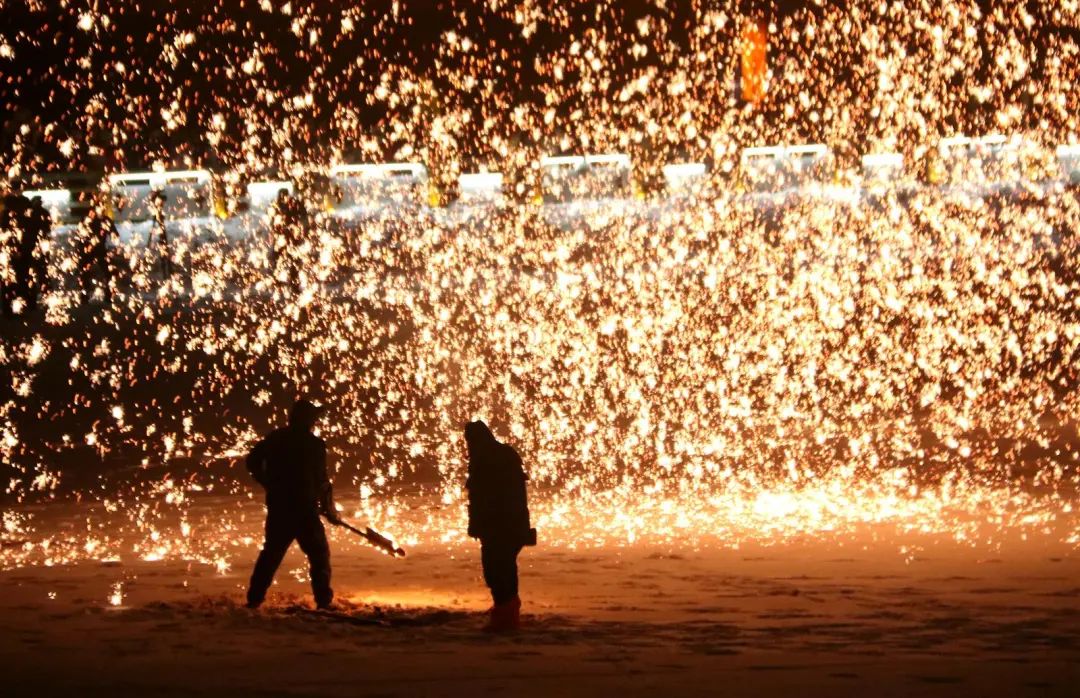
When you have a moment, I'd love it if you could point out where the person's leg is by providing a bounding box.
[483,543,519,605]
[507,545,521,601]
[482,542,522,631]
[503,545,522,628]
[480,542,502,605]
[247,510,294,607]
[13,262,29,308]
[20,264,38,311]
[296,515,333,608]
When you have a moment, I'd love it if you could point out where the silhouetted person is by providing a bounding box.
[147,190,173,279]
[246,399,336,609]
[269,189,290,268]
[78,204,119,304]
[15,196,52,311]
[465,420,533,632]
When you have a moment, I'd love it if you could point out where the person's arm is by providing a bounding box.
[317,442,339,522]
[245,437,269,487]
[466,470,494,539]
[466,475,481,539]
[506,447,531,539]
[517,471,532,535]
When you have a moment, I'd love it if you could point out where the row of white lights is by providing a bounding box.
[21,136,1080,206]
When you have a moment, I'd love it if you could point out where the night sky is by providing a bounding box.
[1,1,1074,180]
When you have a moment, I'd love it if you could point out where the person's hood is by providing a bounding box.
[465,420,498,452]
[465,420,527,481]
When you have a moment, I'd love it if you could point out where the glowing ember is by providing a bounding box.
[108,582,124,607]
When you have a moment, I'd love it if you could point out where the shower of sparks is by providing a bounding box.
[108,581,124,607]
[1,1,1079,574]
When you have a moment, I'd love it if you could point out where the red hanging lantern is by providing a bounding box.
[740,20,768,104]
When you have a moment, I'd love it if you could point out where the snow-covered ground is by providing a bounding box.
[1,494,1077,697]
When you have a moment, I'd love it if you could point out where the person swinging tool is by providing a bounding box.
[246,399,337,609]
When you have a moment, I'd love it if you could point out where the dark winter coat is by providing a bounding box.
[465,422,531,545]
[246,426,332,514]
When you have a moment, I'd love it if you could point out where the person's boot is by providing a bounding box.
[482,603,508,632]
[483,599,521,633]
[506,596,521,630]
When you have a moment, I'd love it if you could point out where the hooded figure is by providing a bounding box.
[245,399,336,609]
[465,420,532,632]
[14,195,50,312]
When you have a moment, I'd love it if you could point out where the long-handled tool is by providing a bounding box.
[326,516,406,558]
